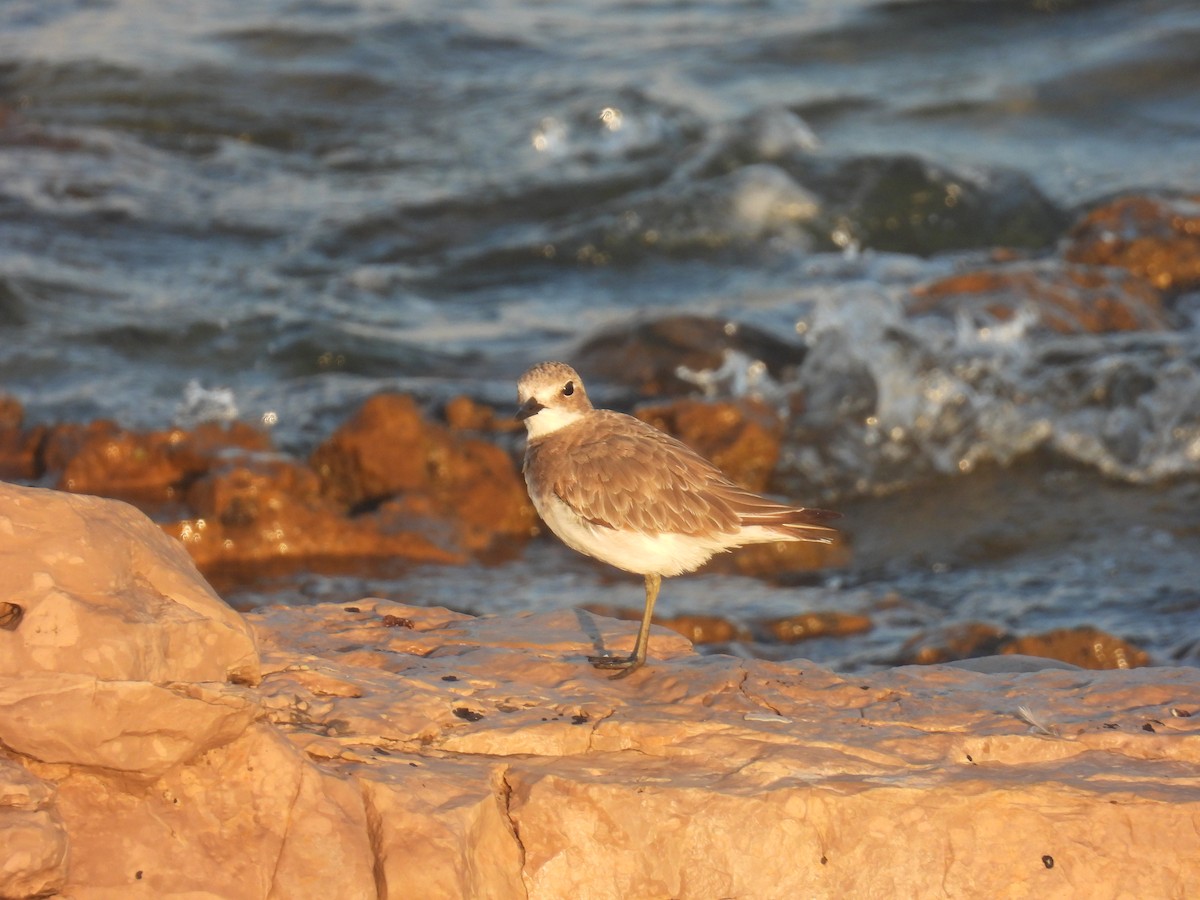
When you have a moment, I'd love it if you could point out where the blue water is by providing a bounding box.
[2,0,1199,669]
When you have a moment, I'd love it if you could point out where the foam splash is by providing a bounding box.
[784,290,1200,492]
[175,379,239,428]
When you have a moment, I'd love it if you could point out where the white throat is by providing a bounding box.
[524,405,585,439]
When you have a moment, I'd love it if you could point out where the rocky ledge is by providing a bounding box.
[1,481,1198,899]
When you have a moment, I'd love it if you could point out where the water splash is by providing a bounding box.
[786,289,1200,493]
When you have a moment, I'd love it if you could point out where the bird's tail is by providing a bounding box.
[726,489,842,544]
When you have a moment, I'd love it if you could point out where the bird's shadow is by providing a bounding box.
[573,607,611,656]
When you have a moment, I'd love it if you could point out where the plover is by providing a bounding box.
[517,360,840,678]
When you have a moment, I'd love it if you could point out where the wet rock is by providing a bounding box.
[909,261,1169,333]
[1065,194,1200,293]
[443,394,518,433]
[542,164,820,267]
[704,537,851,578]
[172,456,464,571]
[574,314,807,396]
[999,626,1150,670]
[658,614,744,645]
[53,420,272,505]
[40,419,119,476]
[635,398,784,492]
[764,611,873,643]
[897,622,1010,665]
[0,393,43,480]
[578,606,745,645]
[311,393,536,554]
[807,154,1069,255]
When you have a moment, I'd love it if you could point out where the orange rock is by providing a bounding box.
[578,606,744,644]
[54,420,272,506]
[764,610,873,643]
[705,537,851,577]
[311,393,446,503]
[1065,194,1200,292]
[171,456,464,571]
[61,724,377,898]
[311,392,537,555]
[40,419,119,476]
[658,614,744,644]
[443,394,519,433]
[0,394,43,480]
[910,262,1169,333]
[636,398,783,493]
[1000,626,1150,670]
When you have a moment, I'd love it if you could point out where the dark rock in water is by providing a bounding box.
[799,154,1069,256]
[0,276,29,327]
[909,261,1170,333]
[1065,193,1200,294]
[575,314,807,397]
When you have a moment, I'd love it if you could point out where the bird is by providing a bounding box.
[516,360,840,679]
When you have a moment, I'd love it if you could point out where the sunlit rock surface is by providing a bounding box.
[1,485,1197,898]
[0,482,259,685]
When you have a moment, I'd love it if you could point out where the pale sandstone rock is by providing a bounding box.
[48,723,376,900]
[0,757,67,898]
[0,485,372,899]
[0,674,259,779]
[245,600,1200,900]
[1,484,1198,899]
[0,482,259,685]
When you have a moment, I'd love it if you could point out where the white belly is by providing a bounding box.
[532,489,784,578]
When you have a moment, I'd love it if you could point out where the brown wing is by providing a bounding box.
[529,410,838,540]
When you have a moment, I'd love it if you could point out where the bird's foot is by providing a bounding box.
[587,653,646,680]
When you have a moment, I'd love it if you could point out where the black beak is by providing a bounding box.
[516,397,544,421]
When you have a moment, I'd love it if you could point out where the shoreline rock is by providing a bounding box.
[1,485,1197,898]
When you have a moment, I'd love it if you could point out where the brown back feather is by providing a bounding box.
[525,410,839,540]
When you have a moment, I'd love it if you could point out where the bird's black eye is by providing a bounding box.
[562,381,574,396]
